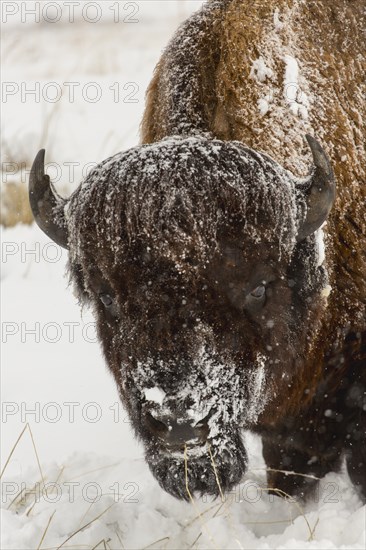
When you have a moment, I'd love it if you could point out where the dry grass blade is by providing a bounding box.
[184,501,224,529]
[42,546,90,550]
[212,500,227,518]
[189,501,227,549]
[56,501,116,550]
[27,423,47,494]
[42,544,90,550]
[91,539,105,550]
[184,445,219,550]
[37,510,56,550]
[242,519,293,526]
[7,484,27,510]
[77,500,98,530]
[251,467,321,482]
[207,446,225,503]
[25,499,38,518]
[259,486,316,540]
[311,518,320,539]
[114,526,125,550]
[190,531,202,549]
[1,423,47,508]
[66,462,122,482]
[208,449,244,550]
[0,424,28,480]
[27,466,65,517]
[143,536,170,549]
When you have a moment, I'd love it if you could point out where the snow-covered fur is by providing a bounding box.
[142,0,366,323]
[66,0,365,500]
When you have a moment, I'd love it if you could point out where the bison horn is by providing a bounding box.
[297,135,336,241]
[29,149,69,249]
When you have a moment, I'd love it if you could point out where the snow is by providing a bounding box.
[283,54,310,119]
[144,387,166,406]
[315,225,326,267]
[244,1,315,175]
[250,58,274,115]
[258,94,273,116]
[1,2,365,549]
[273,8,284,31]
[250,57,274,83]
[315,224,333,301]
[134,344,268,441]
[245,356,268,424]
[321,284,332,299]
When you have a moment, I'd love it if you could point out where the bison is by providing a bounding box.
[29,0,365,501]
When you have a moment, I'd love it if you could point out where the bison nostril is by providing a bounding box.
[145,412,169,439]
[144,410,210,447]
[194,421,209,441]
[165,419,209,447]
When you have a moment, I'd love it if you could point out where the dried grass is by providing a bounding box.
[0,180,33,227]
[2,424,322,550]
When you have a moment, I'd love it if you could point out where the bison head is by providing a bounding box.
[29,135,335,499]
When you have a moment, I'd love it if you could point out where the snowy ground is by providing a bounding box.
[1,2,365,549]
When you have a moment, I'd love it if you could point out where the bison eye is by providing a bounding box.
[250,285,266,299]
[99,293,113,308]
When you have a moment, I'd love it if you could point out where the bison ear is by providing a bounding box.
[296,135,336,242]
[29,149,69,249]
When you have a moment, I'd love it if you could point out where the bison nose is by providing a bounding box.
[144,412,209,447]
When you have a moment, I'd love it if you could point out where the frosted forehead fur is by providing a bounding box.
[67,135,301,268]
